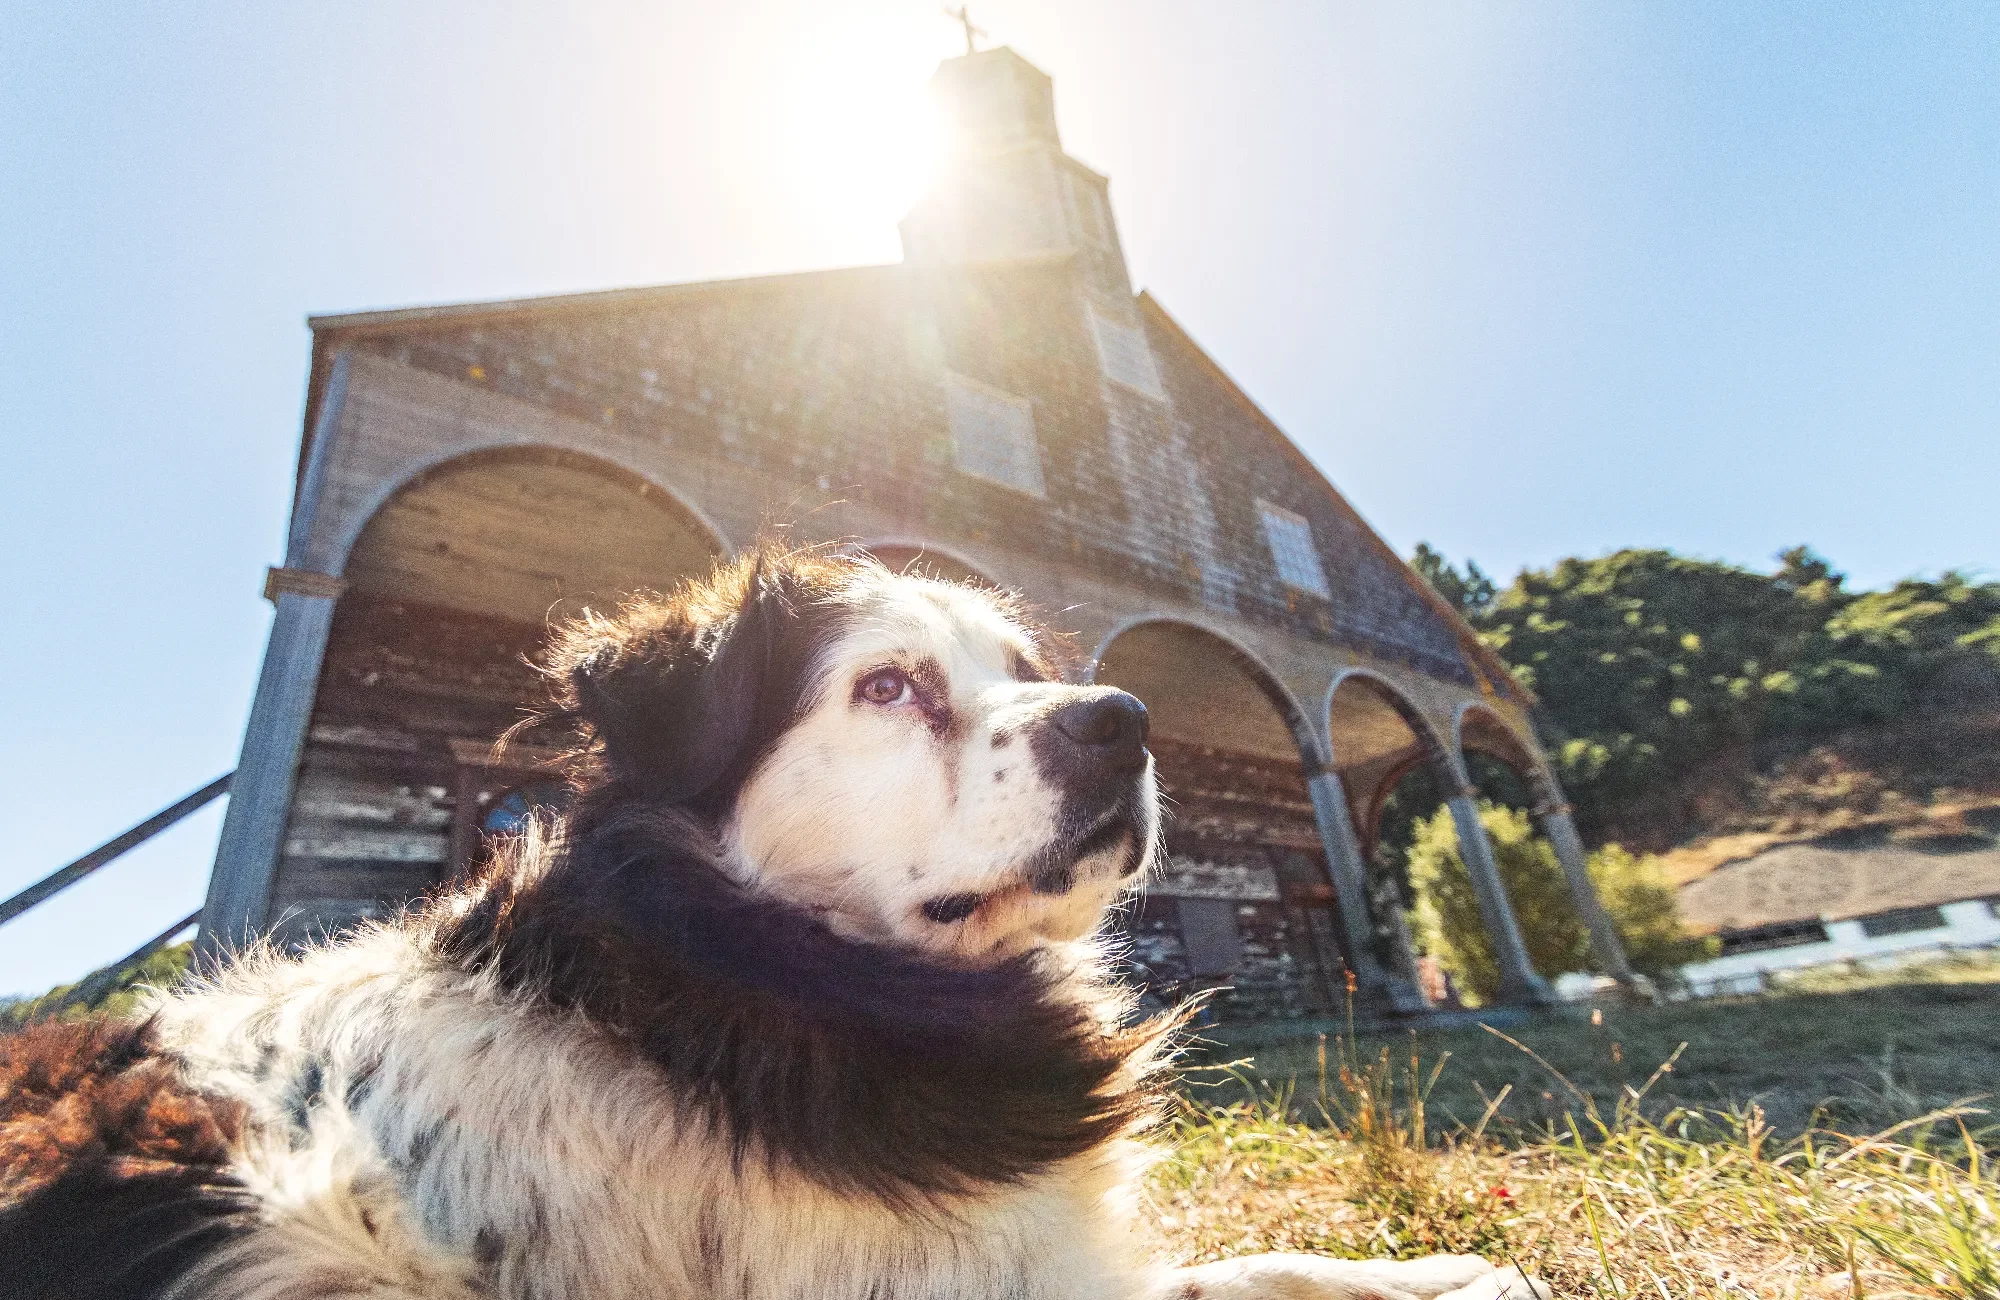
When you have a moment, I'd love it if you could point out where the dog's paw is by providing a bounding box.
[1157,1252,1548,1300]
[1432,1264,1551,1300]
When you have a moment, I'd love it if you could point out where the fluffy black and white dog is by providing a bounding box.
[0,549,1544,1300]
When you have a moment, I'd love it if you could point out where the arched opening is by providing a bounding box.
[1091,621,1349,1023]
[858,542,999,589]
[1327,675,1452,862]
[1325,674,1459,1002]
[1457,705,1543,812]
[1454,704,1611,993]
[342,446,724,621]
[267,448,728,945]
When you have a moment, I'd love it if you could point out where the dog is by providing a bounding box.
[0,548,1544,1300]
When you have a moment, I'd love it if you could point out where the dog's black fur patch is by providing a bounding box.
[431,548,1171,1204]
[429,800,1166,1204]
[0,1160,257,1300]
[0,1018,256,1300]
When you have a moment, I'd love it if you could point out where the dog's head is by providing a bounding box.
[545,547,1157,965]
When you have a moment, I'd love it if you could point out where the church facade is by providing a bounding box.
[201,47,1637,1022]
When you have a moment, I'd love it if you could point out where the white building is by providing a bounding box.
[1675,834,2000,994]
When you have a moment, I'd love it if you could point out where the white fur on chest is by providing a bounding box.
[149,932,1153,1300]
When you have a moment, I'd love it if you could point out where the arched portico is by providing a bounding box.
[1454,703,1645,995]
[203,436,730,954]
[292,352,738,580]
[338,445,727,621]
[1087,618,1386,1019]
[1325,672,1553,1006]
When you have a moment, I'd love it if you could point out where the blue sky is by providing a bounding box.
[3,1,1995,996]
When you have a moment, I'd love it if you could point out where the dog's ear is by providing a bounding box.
[564,562,787,803]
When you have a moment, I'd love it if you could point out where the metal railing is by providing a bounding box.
[0,773,231,927]
[1,774,231,1016]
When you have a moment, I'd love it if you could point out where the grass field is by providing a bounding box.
[1145,958,1999,1298]
[8,946,1996,1294]
[1201,956,2000,1142]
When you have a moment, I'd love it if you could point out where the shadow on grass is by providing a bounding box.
[1184,974,2000,1144]
[1154,974,2000,1297]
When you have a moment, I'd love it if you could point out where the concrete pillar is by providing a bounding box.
[1445,792,1556,1006]
[1539,803,1656,1001]
[1306,769,1431,1014]
[197,575,345,958]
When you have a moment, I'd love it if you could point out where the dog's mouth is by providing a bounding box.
[918,808,1145,927]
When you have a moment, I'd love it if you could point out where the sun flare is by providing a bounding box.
[758,17,956,228]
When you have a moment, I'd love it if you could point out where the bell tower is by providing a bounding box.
[899,47,1132,299]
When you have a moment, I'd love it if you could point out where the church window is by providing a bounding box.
[1089,309,1165,400]
[1259,502,1331,598]
[1067,172,1112,248]
[946,373,1045,496]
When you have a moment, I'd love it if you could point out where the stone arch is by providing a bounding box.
[850,538,1002,589]
[1324,669,1457,858]
[1088,618,1352,1020]
[259,447,736,946]
[1331,678,1559,1006]
[1454,702,1553,809]
[338,445,729,624]
[1087,616,1316,754]
[321,436,734,581]
[1451,700,1642,996]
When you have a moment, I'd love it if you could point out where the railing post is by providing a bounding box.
[0,775,230,928]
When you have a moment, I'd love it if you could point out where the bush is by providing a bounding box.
[0,941,194,1029]
[1404,802,1711,1003]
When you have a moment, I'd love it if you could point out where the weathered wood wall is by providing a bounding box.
[266,594,552,945]
[1117,738,1352,1022]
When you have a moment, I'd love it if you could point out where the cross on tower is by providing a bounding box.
[943,5,986,55]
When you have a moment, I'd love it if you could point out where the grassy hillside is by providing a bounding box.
[1415,545,2000,852]
[0,940,194,1029]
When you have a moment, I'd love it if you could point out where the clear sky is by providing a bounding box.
[2,1,1995,997]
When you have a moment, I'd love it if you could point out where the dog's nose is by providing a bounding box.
[1046,689,1149,775]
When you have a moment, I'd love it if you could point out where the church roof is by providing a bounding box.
[1679,836,2000,932]
[291,47,1521,697]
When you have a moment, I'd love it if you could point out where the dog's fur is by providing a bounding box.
[0,549,1542,1300]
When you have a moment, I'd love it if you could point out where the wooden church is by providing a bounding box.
[200,46,1638,1022]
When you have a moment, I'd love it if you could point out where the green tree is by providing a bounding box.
[1472,548,2000,835]
[1797,573,2000,719]
[1410,542,1497,620]
[1404,802,1711,1003]
[1400,541,1997,845]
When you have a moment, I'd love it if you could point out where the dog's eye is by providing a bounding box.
[857,668,913,706]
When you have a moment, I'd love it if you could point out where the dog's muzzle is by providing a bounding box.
[1039,689,1149,784]
[919,689,1154,925]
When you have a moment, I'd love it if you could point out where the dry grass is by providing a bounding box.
[1146,997,1999,1297]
